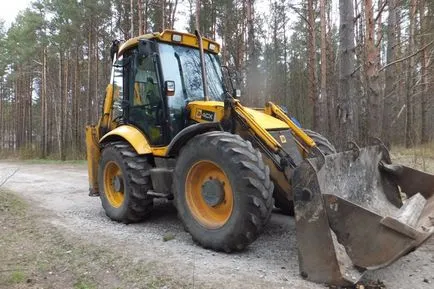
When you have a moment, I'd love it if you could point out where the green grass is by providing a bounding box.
[0,189,27,216]
[0,147,86,162]
[73,280,97,289]
[392,142,434,158]
[163,233,175,242]
[8,270,25,284]
[22,159,86,165]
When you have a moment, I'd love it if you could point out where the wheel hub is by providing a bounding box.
[113,175,123,192]
[201,179,225,207]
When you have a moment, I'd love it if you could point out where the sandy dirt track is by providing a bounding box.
[0,160,433,289]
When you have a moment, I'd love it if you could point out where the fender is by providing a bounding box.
[99,125,152,155]
[166,122,221,156]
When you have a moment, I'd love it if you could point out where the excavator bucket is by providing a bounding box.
[292,145,434,286]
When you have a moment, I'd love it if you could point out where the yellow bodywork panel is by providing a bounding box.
[233,101,282,152]
[118,30,220,57]
[98,84,117,133]
[186,100,301,153]
[242,107,289,130]
[187,101,288,131]
[151,146,169,157]
[86,125,101,193]
[100,125,152,155]
[264,102,316,148]
[188,101,225,123]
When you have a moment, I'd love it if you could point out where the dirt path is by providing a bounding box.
[0,161,433,289]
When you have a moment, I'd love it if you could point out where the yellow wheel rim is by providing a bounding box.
[103,161,125,208]
[185,160,234,229]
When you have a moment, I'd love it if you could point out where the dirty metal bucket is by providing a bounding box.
[291,145,434,286]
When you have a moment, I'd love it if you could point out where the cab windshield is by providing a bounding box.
[158,43,224,102]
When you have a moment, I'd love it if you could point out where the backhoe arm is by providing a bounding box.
[232,100,281,153]
[264,102,316,149]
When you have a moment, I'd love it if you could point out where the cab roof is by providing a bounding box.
[118,30,221,57]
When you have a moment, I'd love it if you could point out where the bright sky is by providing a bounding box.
[0,0,31,28]
[0,0,337,41]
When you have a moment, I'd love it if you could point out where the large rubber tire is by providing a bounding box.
[303,129,337,155]
[174,131,274,252]
[274,129,336,215]
[98,141,153,223]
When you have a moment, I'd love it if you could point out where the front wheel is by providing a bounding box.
[174,132,274,252]
[98,142,153,223]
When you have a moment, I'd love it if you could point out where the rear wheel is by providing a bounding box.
[303,129,336,155]
[174,131,274,252]
[274,129,336,215]
[98,142,153,223]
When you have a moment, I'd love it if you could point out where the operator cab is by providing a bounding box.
[109,30,224,146]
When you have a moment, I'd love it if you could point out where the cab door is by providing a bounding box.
[127,52,165,145]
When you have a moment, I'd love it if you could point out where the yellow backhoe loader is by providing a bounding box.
[86,30,434,286]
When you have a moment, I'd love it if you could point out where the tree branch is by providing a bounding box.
[354,13,361,24]
[288,5,311,29]
[375,33,384,47]
[379,40,434,72]
[0,169,18,188]
[374,0,388,22]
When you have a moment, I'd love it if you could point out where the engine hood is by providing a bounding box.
[187,101,290,130]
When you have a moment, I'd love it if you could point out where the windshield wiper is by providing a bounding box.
[174,52,188,99]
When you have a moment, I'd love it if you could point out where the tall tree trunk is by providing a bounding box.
[405,0,417,148]
[71,48,77,155]
[419,0,429,143]
[364,0,381,139]
[319,0,329,135]
[74,46,80,152]
[382,0,398,146]
[47,63,52,155]
[15,71,21,150]
[41,47,48,158]
[130,0,134,37]
[195,0,200,31]
[245,0,256,105]
[326,4,336,138]
[283,5,288,105]
[27,74,32,146]
[0,82,3,150]
[94,34,100,124]
[62,52,69,161]
[354,0,367,144]
[170,0,178,29]
[144,0,149,32]
[307,0,318,130]
[337,0,358,150]
[86,27,92,125]
[162,0,166,30]
[138,0,144,35]
[59,51,65,160]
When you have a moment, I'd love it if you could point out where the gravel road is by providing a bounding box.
[0,161,433,289]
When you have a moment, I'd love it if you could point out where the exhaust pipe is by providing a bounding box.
[195,30,208,101]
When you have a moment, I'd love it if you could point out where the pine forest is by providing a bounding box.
[0,0,433,160]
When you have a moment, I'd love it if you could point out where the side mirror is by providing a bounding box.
[165,81,175,96]
[233,89,241,99]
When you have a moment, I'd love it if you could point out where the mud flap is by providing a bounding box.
[292,145,434,286]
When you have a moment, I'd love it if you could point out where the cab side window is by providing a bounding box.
[112,58,124,121]
[128,53,164,145]
[133,55,161,107]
